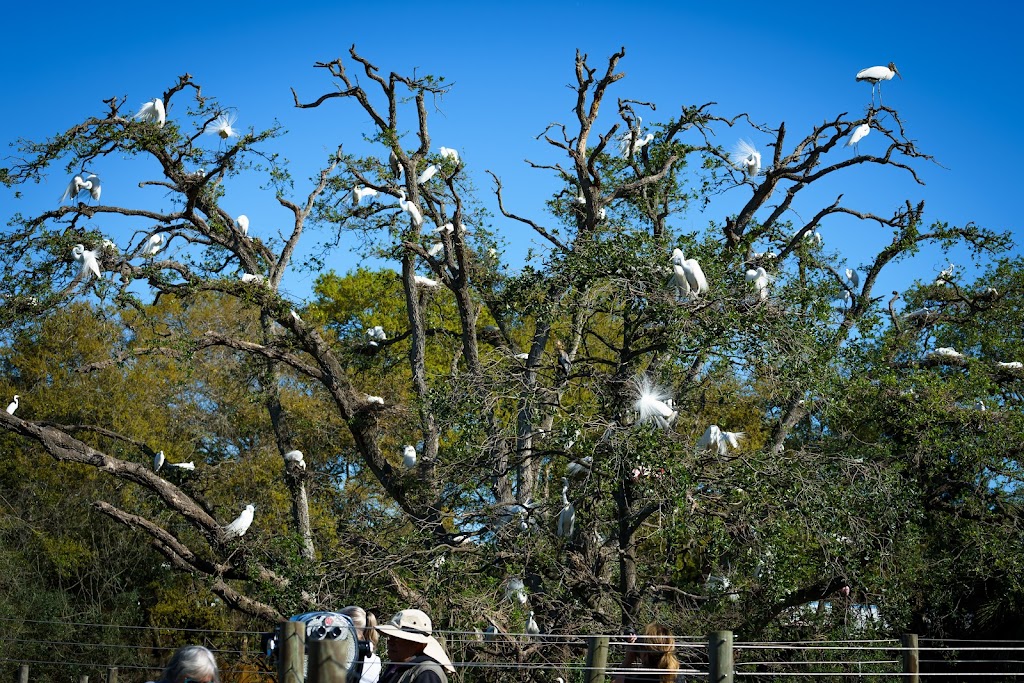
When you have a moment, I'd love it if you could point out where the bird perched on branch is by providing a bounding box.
[557,478,575,539]
[237,215,249,236]
[439,147,460,164]
[856,63,901,107]
[284,450,305,469]
[366,325,387,345]
[698,425,745,456]
[6,395,19,415]
[402,445,417,469]
[525,611,540,638]
[847,123,871,152]
[206,112,237,139]
[168,461,195,471]
[134,98,166,127]
[670,248,708,300]
[62,174,101,204]
[144,233,164,256]
[632,375,677,428]
[224,504,255,538]
[566,455,592,479]
[505,578,528,604]
[352,186,378,206]
[417,164,440,185]
[72,244,102,280]
[619,119,653,158]
[745,266,772,301]
[730,139,761,178]
[153,450,165,472]
[398,189,423,227]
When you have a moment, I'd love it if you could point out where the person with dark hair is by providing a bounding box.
[341,605,382,683]
[376,609,451,683]
[151,645,220,683]
[612,623,680,683]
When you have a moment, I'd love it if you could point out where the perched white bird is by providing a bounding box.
[366,325,387,342]
[698,425,745,456]
[223,504,255,538]
[72,244,102,280]
[482,626,498,643]
[997,361,1023,370]
[574,193,586,206]
[936,262,956,284]
[525,611,540,637]
[402,445,417,469]
[284,450,305,469]
[6,395,19,415]
[632,375,677,428]
[619,125,654,158]
[731,139,762,178]
[237,215,249,236]
[134,98,166,127]
[61,175,87,203]
[153,450,165,472]
[745,267,772,301]
[705,574,738,601]
[366,395,385,405]
[930,347,964,360]
[414,275,438,288]
[427,242,444,257]
[514,352,529,361]
[856,62,901,106]
[557,478,575,539]
[433,223,455,235]
[240,273,266,284]
[974,399,986,412]
[168,461,195,471]
[145,233,164,256]
[351,186,379,206]
[903,307,935,321]
[567,455,593,478]
[417,164,440,185]
[847,123,871,150]
[206,112,237,139]
[439,147,460,164]
[505,578,528,604]
[845,268,860,288]
[670,248,708,299]
[398,190,423,227]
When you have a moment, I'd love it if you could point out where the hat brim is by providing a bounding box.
[423,636,455,674]
[377,624,430,644]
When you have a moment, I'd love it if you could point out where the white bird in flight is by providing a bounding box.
[745,266,772,301]
[731,139,761,178]
[6,395,19,415]
[153,450,165,472]
[397,190,423,227]
[856,62,901,107]
[145,233,164,256]
[237,215,249,236]
[206,112,237,139]
[439,147,460,164]
[632,375,677,428]
[284,450,305,469]
[72,244,102,280]
[402,445,417,469]
[224,504,255,538]
[556,477,575,539]
[352,186,379,206]
[135,98,166,127]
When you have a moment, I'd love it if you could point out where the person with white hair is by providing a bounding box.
[151,645,220,683]
[341,605,382,683]
[377,608,454,683]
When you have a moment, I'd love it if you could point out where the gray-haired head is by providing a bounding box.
[159,645,220,683]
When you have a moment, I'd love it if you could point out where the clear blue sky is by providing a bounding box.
[2,1,1020,301]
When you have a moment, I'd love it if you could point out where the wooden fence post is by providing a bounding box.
[279,620,306,683]
[584,636,609,683]
[708,630,733,683]
[78,675,88,683]
[900,633,919,683]
[106,667,118,683]
[307,640,349,683]
[17,664,28,683]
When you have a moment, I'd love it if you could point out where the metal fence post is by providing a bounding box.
[584,636,609,683]
[708,630,733,683]
[279,620,306,683]
[901,633,919,683]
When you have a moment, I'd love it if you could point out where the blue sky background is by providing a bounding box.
[2,0,1020,303]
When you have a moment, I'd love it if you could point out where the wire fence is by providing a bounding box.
[2,618,1023,682]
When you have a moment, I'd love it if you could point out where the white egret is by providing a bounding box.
[745,267,772,301]
[352,186,378,206]
[402,445,417,469]
[168,461,195,470]
[997,361,1023,370]
[439,147,460,164]
[847,123,871,151]
[417,164,440,185]
[974,399,986,412]
[427,242,444,257]
[557,477,575,539]
[567,455,593,478]
[433,223,454,235]
[574,193,586,206]
[61,175,87,203]
[154,450,165,472]
[482,626,498,643]
[284,450,305,469]
[525,612,540,638]
[6,395,19,415]
[397,190,423,227]
[388,149,402,178]
[240,273,266,284]
[936,262,955,284]
[145,233,164,256]
[632,375,677,428]
[619,125,654,158]
[81,174,102,203]
[366,325,387,342]
[846,268,860,288]
[670,248,708,300]
[414,275,438,288]
[856,62,901,106]
[930,347,964,360]
[505,578,528,604]
[206,112,237,139]
[698,425,745,456]
[366,395,385,405]
[237,215,249,236]
[514,352,529,361]
[730,139,761,178]
[72,244,102,280]
[223,504,255,538]
[134,98,166,127]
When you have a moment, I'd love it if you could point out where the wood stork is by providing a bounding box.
[856,63,900,107]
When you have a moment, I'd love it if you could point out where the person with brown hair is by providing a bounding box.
[612,623,680,683]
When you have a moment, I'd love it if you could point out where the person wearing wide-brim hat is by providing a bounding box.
[377,609,452,683]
